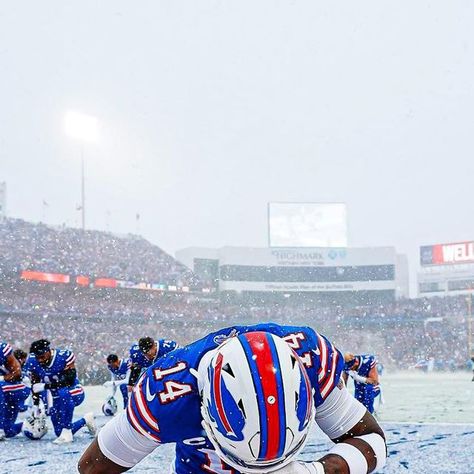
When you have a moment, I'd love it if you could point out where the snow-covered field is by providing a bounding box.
[2,371,473,474]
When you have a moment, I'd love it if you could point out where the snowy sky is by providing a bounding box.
[1,1,473,295]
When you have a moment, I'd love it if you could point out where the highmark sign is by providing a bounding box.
[270,248,347,266]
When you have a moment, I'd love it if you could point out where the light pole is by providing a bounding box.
[64,111,99,230]
[80,143,85,230]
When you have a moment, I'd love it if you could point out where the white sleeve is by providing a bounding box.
[349,370,368,384]
[315,382,366,440]
[98,412,160,468]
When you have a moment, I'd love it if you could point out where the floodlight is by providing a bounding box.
[64,110,99,143]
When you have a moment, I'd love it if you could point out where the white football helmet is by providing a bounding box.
[200,331,314,473]
[22,411,48,440]
[102,396,118,416]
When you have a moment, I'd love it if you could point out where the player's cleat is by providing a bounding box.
[84,412,97,436]
[0,429,5,441]
[53,428,73,444]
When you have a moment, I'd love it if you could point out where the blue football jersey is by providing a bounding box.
[351,354,376,378]
[347,354,378,394]
[0,342,13,369]
[126,323,344,474]
[0,341,30,394]
[26,348,80,389]
[129,339,178,369]
[108,359,131,381]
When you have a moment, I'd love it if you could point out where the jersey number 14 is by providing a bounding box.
[152,362,193,404]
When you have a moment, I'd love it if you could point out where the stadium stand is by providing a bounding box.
[0,218,471,383]
[0,280,470,383]
[0,218,198,286]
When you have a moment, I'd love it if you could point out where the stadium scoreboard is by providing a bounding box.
[268,202,347,248]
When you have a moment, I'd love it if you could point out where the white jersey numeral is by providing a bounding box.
[300,351,313,368]
[159,381,193,404]
[151,361,193,404]
[282,332,306,349]
[153,361,187,380]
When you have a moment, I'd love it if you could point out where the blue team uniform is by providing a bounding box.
[26,349,86,436]
[129,339,178,372]
[108,359,131,408]
[0,342,30,437]
[345,354,380,414]
[126,323,344,474]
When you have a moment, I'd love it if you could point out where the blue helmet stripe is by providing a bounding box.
[265,333,287,460]
[239,335,268,460]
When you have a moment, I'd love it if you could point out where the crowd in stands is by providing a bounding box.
[0,218,197,286]
[1,280,471,383]
[0,217,471,383]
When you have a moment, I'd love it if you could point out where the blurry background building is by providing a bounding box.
[176,245,409,303]
[418,241,474,297]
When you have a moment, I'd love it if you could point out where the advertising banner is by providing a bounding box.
[94,278,117,288]
[420,241,474,266]
[220,280,395,292]
[220,246,395,267]
[21,270,70,284]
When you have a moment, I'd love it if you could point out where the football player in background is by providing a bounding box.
[343,353,380,415]
[27,339,96,444]
[0,342,30,439]
[104,354,131,409]
[128,336,178,391]
[13,348,31,412]
[79,324,386,474]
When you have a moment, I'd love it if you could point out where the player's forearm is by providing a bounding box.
[2,371,21,382]
[4,356,22,381]
[285,435,384,474]
[329,412,386,473]
[281,439,384,474]
[281,415,386,474]
[319,437,380,473]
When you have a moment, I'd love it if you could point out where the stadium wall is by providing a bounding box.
[176,246,409,302]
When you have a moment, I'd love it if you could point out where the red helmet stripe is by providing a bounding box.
[213,352,234,435]
[244,332,281,461]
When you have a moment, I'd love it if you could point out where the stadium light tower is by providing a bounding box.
[64,111,99,230]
